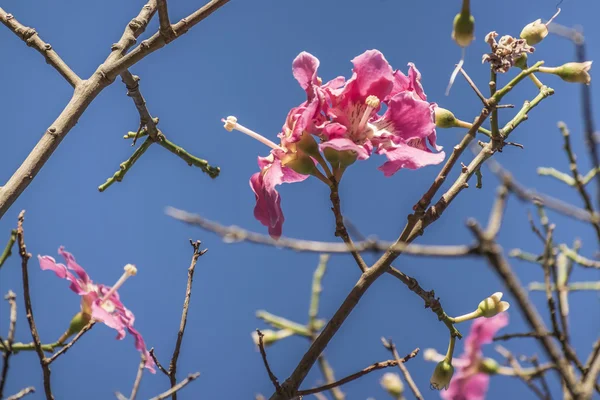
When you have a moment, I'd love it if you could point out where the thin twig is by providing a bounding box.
[149,348,169,376]
[0,291,17,399]
[495,346,547,400]
[383,339,423,400]
[6,387,35,400]
[0,229,17,269]
[17,211,54,400]
[98,137,154,192]
[0,9,81,87]
[541,226,562,346]
[296,349,418,397]
[494,331,554,341]
[166,208,478,257]
[459,67,488,105]
[148,373,200,400]
[46,322,95,365]
[130,354,147,400]
[256,330,282,393]
[156,0,176,41]
[168,240,206,399]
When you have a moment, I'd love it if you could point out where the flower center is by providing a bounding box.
[222,116,284,151]
[100,264,137,304]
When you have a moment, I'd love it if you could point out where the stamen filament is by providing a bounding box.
[101,264,137,303]
[222,116,283,151]
[357,96,380,132]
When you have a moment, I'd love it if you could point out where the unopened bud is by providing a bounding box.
[380,372,404,397]
[296,132,319,157]
[435,107,459,128]
[281,153,316,175]
[478,292,510,318]
[479,357,500,375]
[430,360,454,390]
[59,311,92,344]
[251,329,294,347]
[323,147,358,168]
[452,12,475,48]
[520,9,561,46]
[551,62,593,85]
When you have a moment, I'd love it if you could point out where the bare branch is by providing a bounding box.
[148,373,200,400]
[256,330,282,394]
[0,291,17,399]
[46,322,95,365]
[157,0,176,41]
[166,207,477,257]
[296,349,418,397]
[130,354,147,400]
[149,348,169,377]
[168,240,206,399]
[0,8,81,87]
[382,339,423,400]
[6,387,35,400]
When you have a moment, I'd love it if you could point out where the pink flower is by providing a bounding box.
[38,247,156,373]
[223,50,444,238]
[441,313,509,400]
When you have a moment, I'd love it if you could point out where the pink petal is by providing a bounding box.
[125,323,156,373]
[388,63,428,101]
[377,142,445,176]
[377,91,436,142]
[58,246,90,284]
[292,52,320,98]
[91,300,126,339]
[319,138,370,160]
[442,372,490,400]
[348,50,394,101]
[465,313,509,362]
[38,254,88,295]
[321,122,348,140]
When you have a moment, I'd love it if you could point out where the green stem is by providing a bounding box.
[529,282,600,291]
[0,229,17,269]
[501,85,555,137]
[537,167,576,186]
[308,255,329,333]
[444,335,457,361]
[490,69,500,139]
[461,0,470,15]
[450,309,481,323]
[6,341,63,353]
[528,73,544,89]
[98,137,153,192]
[456,120,492,137]
[493,61,545,102]
[157,135,220,178]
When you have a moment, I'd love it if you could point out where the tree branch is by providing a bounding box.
[148,373,200,400]
[0,8,81,87]
[157,0,176,42]
[0,229,17,269]
[0,291,17,399]
[6,387,35,400]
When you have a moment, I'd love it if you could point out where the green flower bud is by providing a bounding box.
[520,19,548,45]
[452,12,475,48]
[430,360,454,390]
[58,311,92,344]
[323,147,358,168]
[323,147,340,166]
[552,61,593,85]
[251,329,294,347]
[479,357,500,375]
[478,292,510,318]
[380,372,404,397]
[435,107,459,128]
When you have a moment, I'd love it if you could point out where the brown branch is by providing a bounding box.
[45,322,95,365]
[149,348,169,376]
[166,207,478,257]
[148,373,200,400]
[256,330,282,393]
[382,339,423,400]
[17,211,54,400]
[540,226,562,347]
[296,349,418,397]
[157,0,176,42]
[467,218,579,398]
[0,291,17,399]
[494,331,554,341]
[0,229,17,269]
[0,8,81,87]
[495,346,547,400]
[329,180,368,272]
[0,0,229,219]
[6,387,35,400]
[130,354,147,400]
[168,240,205,399]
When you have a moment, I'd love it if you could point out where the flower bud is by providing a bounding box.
[380,372,404,397]
[514,53,528,70]
[435,107,459,128]
[430,360,454,390]
[251,329,294,347]
[479,357,500,375]
[552,62,593,85]
[520,19,548,45]
[452,12,475,48]
[478,292,510,318]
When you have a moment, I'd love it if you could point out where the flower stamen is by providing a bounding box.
[101,264,138,303]
[222,116,283,151]
[357,96,380,132]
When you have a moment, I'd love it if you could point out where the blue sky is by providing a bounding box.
[1,0,599,399]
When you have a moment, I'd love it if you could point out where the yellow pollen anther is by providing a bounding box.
[365,95,380,108]
[317,77,323,85]
[221,116,283,151]
[223,116,238,131]
[124,264,137,276]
